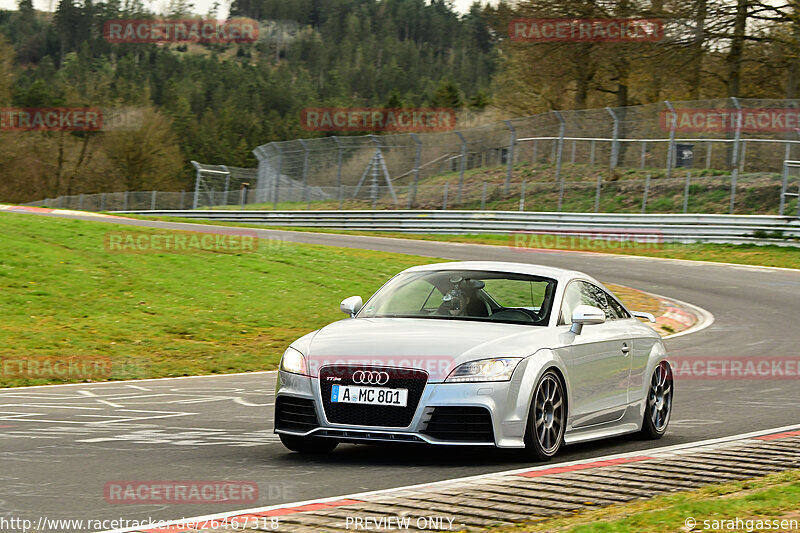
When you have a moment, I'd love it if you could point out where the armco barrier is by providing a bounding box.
[113,210,800,246]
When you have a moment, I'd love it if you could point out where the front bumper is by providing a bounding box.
[274,370,528,448]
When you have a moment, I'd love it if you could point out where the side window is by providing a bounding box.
[604,290,631,320]
[560,281,626,323]
[581,282,628,320]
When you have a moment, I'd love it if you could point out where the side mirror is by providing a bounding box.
[340,296,363,317]
[570,305,606,335]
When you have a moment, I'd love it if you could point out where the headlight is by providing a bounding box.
[280,347,307,375]
[445,358,522,383]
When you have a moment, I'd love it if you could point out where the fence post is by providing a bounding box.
[240,184,248,209]
[640,141,647,168]
[455,131,467,204]
[273,144,283,211]
[739,139,747,172]
[481,182,487,210]
[683,171,691,213]
[222,167,231,205]
[642,174,651,214]
[503,119,516,193]
[594,174,602,213]
[797,182,800,218]
[191,160,202,209]
[664,101,677,179]
[706,141,712,169]
[519,181,526,211]
[299,138,309,193]
[554,110,566,211]
[409,133,422,209]
[606,107,619,169]
[780,143,792,216]
[151,190,157,210]
[443,183,449,210]
[333,136,344,209]
[729,97,742,214]
[365,135,387,208]
[780,160,788,216]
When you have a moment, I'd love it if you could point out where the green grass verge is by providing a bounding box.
[486,469,800,532]
[121,214,800,270]
[0,212,442,387]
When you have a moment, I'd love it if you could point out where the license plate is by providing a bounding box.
[330,385,408,407]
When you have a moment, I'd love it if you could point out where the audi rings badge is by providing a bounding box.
[352,370,390,385]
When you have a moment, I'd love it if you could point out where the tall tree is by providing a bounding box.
[726,0,750,97]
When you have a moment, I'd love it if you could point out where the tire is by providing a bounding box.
[279,434,338,454]
[641,360,673,439]
[523,370,566,461]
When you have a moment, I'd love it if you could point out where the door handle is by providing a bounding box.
[621,342,630,355]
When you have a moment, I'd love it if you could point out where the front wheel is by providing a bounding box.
[523,370,566,461]
[279,434,338,454]
[641,360,673,439]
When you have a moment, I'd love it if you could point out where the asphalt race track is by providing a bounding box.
[2,210,800,529]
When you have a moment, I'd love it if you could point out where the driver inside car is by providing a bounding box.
[438,277,489,317]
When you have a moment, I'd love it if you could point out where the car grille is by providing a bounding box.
[274,396,319,432]
[423,406,494,442]
[319,365,428,428]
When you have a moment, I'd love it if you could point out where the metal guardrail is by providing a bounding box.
[115,210,800,246]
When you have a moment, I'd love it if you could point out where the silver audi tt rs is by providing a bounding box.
[274,261,673,460]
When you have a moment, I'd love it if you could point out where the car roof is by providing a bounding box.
[402,261,590,283]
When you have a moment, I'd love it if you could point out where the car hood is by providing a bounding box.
[298,317,558,380]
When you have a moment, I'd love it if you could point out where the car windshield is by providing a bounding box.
[358,270,557,326]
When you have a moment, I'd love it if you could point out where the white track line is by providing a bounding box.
[661,294,716,339]
[100,421,800,533]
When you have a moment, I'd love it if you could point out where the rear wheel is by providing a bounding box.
[641,360,673,439]
[523,370,566,461]
[279,434,338,454]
